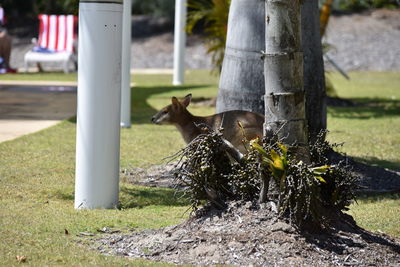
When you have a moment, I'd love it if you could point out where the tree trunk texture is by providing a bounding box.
[216,0,265,114]
[264,0,308,149]
[261,0,310,202]
[301,0,327,143]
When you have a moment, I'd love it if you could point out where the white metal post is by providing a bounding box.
[75,0,123,209]
[120,0,132,128]
[173,0,187,86]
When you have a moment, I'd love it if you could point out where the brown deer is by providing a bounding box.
[151,94,264,153]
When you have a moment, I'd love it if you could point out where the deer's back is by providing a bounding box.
[204,110,264,152]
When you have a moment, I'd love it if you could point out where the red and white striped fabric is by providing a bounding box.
[37,14,77,53]
[0,7,5,25]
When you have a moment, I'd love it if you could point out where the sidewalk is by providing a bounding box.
[0,120,61,142]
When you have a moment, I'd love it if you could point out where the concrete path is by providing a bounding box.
[0,120,61,142]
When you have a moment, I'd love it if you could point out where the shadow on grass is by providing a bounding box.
[329,97,400,119]
[355,191,400,202]
[353,156,400,171]
[68,116,76,123]
[52,189,74,201]
[119,186,189,209]
[50,186,189,209]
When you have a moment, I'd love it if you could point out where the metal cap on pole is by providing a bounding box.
[75,0,123,209]
[172,0,187,86]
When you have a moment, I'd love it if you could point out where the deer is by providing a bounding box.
[151,94,264,154]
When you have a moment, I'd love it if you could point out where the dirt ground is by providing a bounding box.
[324,9,400,71]
[94,200,400,266]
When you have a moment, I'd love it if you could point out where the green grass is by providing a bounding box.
[0,72,77,81]
[0,70,399,265]
[347,193,400,237]
[0,120,188,266]
[326,72,400,170]
[326,72,400,234]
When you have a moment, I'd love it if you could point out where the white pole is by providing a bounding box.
[172,0,186,86]
[75,0,123,209]
[120,0,132,128]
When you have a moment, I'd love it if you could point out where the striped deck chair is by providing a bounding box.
[24,14,78,73]
[0,7,5,25]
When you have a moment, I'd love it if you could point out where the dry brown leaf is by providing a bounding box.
[16,255,27,263]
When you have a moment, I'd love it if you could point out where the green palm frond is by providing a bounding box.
[187,0,230,73]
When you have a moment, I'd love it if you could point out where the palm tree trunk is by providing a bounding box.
[263,0,309,158]
[260,0,309,202]
[216,0,265,114]
[302,0,327,143]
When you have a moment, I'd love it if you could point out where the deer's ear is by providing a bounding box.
[171,97,180,110]
[181,94,192,107]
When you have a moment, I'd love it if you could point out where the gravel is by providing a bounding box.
[324,9,400,71]
[8,9,400,71]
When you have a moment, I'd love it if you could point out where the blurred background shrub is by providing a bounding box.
[132,0,175,19]
[186,0,230,73]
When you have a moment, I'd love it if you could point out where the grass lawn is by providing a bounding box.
[0,72,77,82]
[326,72,400,170]
[0,70,399,265]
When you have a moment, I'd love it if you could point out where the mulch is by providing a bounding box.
[93,200,400,266]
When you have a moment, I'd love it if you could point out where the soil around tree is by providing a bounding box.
[93,200,400,266]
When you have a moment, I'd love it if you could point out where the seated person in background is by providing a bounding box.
[0,6,16,73]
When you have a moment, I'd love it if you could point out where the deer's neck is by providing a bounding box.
[175,112,209,144]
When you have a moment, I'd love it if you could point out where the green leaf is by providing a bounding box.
[271,168,285,180]
[270,149,285,171]
[310,165,331,175]
[277,142,288,157]
[262,157,273,166]
[314,175,327,183]
[250,139,268,157]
